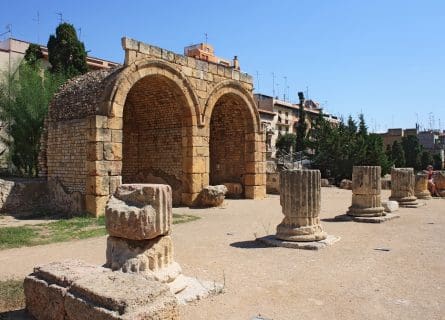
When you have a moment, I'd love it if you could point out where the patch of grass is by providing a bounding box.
[0,216,107,250]
[0,213,198,250]
[173,213,200,224]
[0,280,24,312]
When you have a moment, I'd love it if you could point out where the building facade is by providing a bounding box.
[254,93,339,158]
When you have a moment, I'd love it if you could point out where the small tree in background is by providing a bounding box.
[276,133,296,156]
[401,135,422,170]
[47,23,88,78]
[391,140,405,167]
[24,44,44,67]
[0,48,65,176]
[420,150,434,170]
[295,92,307,152]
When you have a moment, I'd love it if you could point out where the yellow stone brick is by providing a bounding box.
[104,142,123,161]
[86,176,110,196]
[86,142,103,161]
[85,194,109,217]
[245,185,266,199]
[107,117,123,130]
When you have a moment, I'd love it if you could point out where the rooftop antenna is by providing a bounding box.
[77,27,82,40]
[271,72,275,97]
[33,12,40,43]
[255,71,260,91]
[0,24,12,38]
[204,33,208,44]
[283,76,287,101]
[56,12,63,24]
[305,85,309,99]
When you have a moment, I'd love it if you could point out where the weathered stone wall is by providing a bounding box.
[0,178,48,215]
[46,119,88,194]
[210,94,247,185]
[122,76,184,204]
[41,37,267,216]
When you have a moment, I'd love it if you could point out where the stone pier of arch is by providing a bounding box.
[38,37,266,216]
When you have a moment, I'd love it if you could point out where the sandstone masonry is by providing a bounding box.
[39,37,266,216]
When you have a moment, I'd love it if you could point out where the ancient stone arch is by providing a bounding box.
[39,37,266,216]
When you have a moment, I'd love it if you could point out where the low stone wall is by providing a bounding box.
[0,177,86,216]
[0,178,49,216]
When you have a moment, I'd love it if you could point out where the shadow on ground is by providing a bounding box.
[0,309,30,320]
[230,240,271,249]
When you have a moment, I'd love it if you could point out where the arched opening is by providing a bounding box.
[122,74,191,205]
[209,93,254,196]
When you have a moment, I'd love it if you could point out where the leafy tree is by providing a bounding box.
[276,133,296,156]
[47,23,88,78]
[295,92,307,152]
[363,134,391,174]
[391,140,405,167]
[401,135,422,170]
[358,113,368,136]
[346,115,357,135]
[420,150,434,170]
[24,44,44,67]
[0,62,65,176]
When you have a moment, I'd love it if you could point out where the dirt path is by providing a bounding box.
[1,189,444,320]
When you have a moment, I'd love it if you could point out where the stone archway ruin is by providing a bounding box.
[39,37,266,216]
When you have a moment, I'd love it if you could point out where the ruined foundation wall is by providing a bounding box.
[45,119,88,212]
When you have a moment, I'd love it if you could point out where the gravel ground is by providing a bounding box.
[0,188,444,320]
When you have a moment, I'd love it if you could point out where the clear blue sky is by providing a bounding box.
[2,0,444,132]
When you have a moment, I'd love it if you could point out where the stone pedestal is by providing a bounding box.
[389,168,419,207]
[24,260,179,320]
[347,166,385,217]
[415,173,432,199]
[276,169,327,242]
[105,184,184,292]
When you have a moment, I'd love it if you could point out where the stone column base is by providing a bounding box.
[105,236,184,290]
[276,223,327,242]
[347,206,385,217]
[415,191,432,200]
[389,196,419,207]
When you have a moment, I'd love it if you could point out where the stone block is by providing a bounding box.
[86,194,109,217]
[24,260,109,320]
[321,178,330,187]
[111,129,123,143]
[87,128,111,142]
[106,196,171,240]
[106,235,181,283]
[104,142,123,161]
[86,142,103,161]
[383,200,399,212]
[223,182,243,199]
[197,185,227,207]
[107,117,123,130]
[245,185,266,199]
[244,174,265,186]
[64,270,179,319]
[86,175,110,196]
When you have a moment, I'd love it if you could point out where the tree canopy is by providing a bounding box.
[47,23,88,78]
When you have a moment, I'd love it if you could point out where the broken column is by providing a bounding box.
[105,184,184,292]
[415,173,432,199]
[347,166,385,217]
[276,169,327,242]
[389,168,419,207]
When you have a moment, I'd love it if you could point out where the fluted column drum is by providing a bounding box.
[389,168,418,206]
[347,166,385,217]
[415,173,432,199]
[276,169,327,242]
